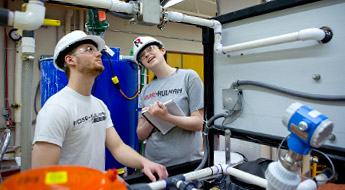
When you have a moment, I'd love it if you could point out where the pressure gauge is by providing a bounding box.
[9,29,22,41]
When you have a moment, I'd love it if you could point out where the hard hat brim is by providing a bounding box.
[54,35,105,71]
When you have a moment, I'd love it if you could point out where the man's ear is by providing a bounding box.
[64,55,76,67]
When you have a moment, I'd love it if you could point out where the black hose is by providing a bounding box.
[195,113,230,171]
[233,80,345,101]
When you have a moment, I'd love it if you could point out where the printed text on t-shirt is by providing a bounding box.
[144,88,183,100]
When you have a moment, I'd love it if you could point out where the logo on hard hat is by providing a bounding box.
[134,38,143,47]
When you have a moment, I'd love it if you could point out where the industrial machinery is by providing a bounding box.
[127,102,335,190]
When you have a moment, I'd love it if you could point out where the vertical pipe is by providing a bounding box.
[20,30,35,171]
[65,9,73,34]
[225,129,231,164]
[14,41,22,157]
[79,10,84,31]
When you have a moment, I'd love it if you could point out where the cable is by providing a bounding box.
[309,149,336,182]
[233,80,345,101]
[276,134,336,183]
[276,134,290,161]
[195,112,230,171]
[104,51,140,100]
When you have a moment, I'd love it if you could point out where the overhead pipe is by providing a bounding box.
[1,0,46,30]
[167,11,223,54]
[222,27,332,53]
[49,0,135,14]
[167,11,332,54]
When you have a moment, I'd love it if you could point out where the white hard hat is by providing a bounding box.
[53,30,105,71]
[132,36,164,65]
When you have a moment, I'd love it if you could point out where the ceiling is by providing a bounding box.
[164,0,217,18]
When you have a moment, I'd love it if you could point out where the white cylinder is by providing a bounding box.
[21,37,35,53]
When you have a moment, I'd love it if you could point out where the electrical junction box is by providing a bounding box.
[222,88,241,111]
[140,0,161,25]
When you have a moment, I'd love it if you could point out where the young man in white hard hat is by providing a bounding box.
[31,31,168,183]
[133,36,204,167]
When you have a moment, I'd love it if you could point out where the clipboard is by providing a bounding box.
[142,99,185,135]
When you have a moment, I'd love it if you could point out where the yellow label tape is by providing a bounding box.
[45,171,68,185]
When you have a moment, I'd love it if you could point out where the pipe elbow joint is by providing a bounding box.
[298,28,325,42]
[13,1,45,30]
[214,44,224,54]
[212,20,221,31]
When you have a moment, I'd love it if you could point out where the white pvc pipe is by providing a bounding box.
[65,9,73,34]
[79,10,84,31]
[12,0,46,30]
[148,164,267,190]
[51,0,135,14]
[167,11,223,54]
[167,11,327,55]
[224,164,267,188]
[14,42,22,157]
[222,28,326,53]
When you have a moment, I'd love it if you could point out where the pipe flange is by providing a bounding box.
[157,10,168,30]
[320,26,333,44]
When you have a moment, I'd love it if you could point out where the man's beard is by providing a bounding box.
[77,57,104,76]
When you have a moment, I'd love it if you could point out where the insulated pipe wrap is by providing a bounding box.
[0,8,9,26]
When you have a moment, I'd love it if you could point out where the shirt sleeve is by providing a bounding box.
[187,70,204,113]
[33,104,69,147]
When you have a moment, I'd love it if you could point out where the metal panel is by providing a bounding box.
[213,0,345,150]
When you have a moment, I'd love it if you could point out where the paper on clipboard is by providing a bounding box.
[142,99,185,135]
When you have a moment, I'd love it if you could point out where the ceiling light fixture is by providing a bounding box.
[161,0,184,8]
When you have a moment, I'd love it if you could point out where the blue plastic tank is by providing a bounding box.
[39,47,139,170]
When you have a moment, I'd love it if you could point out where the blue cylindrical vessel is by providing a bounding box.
[40,57,68,107]
[40,47,139,170]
